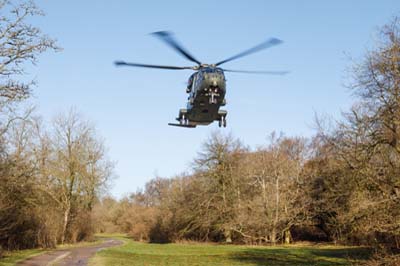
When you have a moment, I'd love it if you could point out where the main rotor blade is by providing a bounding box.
[215,38,283,66]
[222,68,289,75]
[152,31,202,65]
[114,61,194,70]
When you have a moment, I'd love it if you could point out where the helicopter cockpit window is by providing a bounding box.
[187,74,195,89]
[202,68,214,73]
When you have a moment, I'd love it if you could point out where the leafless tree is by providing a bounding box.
[0,0,58,138]
[0,0,59,103]
[34,109,114,243]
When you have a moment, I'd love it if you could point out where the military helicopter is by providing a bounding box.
[115,31,287,128]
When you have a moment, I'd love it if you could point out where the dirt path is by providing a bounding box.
[17,239,123,266]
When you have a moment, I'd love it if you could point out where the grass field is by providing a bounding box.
[90,236,370,266]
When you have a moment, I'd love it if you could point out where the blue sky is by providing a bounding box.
[29,0,399,197]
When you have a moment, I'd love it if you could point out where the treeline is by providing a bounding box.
[95,19,400,251]
[0,1,114,252]
[95,134,308,244]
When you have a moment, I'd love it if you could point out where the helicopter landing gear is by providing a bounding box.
[218,116,227,128]
[180,114,185,125]
[177,109,190,125]
[180,114,189,125]
[217,109,227,128]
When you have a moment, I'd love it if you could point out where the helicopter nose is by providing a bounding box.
[212,74,225,86]
[209,73,220,81]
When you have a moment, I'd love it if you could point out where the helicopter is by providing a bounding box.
[115,31,287,128]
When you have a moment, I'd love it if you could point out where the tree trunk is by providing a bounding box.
[271,176,280,245]
[270,228,276,245]
[224,229,232,243]
[284,229,291,244]
[61,203,70,244]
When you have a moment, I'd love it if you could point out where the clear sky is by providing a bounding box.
[28,0,399,197]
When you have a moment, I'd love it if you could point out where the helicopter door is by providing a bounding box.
[190,73,199,98]
[192,74,198,92]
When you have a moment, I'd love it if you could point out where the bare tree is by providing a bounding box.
[0,0,59,103]
[0,0,59,139]
[310,17,400,247]
[238,133,308,244]
[194,132,247,243]
[35,109,114,243]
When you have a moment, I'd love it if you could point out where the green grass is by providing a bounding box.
[90,236,371,266]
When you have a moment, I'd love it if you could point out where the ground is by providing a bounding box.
[0,249,44,266]
[0,238,122,266]
[0,236,370,266]
[89,236,370,266]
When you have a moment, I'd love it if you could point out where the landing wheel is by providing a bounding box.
[219,116,227,128]
[180,114,186,125]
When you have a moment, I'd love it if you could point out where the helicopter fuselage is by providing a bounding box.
[172,67,228,127]
[115,31,285,128]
